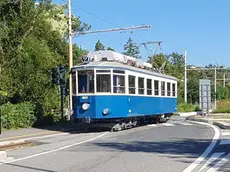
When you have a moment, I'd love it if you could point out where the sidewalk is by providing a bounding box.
[186,113,230,129]
[0,121,112,147]
[0,121,83,146]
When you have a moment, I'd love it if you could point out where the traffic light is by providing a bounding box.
[61,85,69,97]
[59,65,66,86]
[52,67,59,85]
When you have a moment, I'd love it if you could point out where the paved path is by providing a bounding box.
[0,117,228,172]
[0,122,78,143]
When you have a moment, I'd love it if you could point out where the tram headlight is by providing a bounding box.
[82,103,90,110]
[103,108,111,115]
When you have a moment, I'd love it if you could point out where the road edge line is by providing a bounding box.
[182,121,220,172]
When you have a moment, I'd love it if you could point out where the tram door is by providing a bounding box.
[113,75,125,94]
[127,75,136,115]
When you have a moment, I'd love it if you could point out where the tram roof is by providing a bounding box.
[72,61,177,81]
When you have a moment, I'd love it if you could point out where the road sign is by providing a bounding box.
[199,79,211,115]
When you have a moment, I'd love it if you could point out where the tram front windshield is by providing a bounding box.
[78,70,94,93]
[76,69,124,94]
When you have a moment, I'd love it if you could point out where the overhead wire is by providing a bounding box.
[58,0,161,59]
[60,0,123,29]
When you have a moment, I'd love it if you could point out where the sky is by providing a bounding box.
[53,0,230,67]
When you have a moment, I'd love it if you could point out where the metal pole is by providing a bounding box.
[68,0,73,113]
[0,105,1,134]
[184,50,187,103]
[206,85,209,115]
[60,84,64,122]
[223,73,226,87]
[73,25,151,36]
[214,67,217,110]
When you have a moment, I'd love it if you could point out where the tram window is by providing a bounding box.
[154,80,159,95]
[113,75,125,94]
[138,77,144,95]
[128,75,136,94]
[78,70,94,93]
[72,72,76,94]
[147,79,152,95]
[172,83,176,96]
[161,81,165,96]
[96,74,111,92]
[167,82,171,96]
[113,70,125,74]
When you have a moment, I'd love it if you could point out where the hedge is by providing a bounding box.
[1,102,36,129]
[177,103,200,112]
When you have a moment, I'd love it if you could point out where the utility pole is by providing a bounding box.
[0,105,1,134]
[223,73,226,87]
[68,0,73,113]
[184,50,187,103]
[214,67,217,110]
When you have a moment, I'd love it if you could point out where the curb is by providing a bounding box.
[213,121,230,129]
[186,117,230,129]
[178,111,204,117]
[0,151,7,161]
[0,139,27,147]
[178,112,198,117]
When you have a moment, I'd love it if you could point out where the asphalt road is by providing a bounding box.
[0,117,229,172]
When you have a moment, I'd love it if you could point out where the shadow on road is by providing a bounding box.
[1,163,57,172]
[93,138,230,170]
[32,121,112,134]
[94,139,211,158]
[31,120,154,135]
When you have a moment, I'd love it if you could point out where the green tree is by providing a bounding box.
[95,40,105,51]
[148,52,187,103]
[148,53,168,70]
[123,38,140,58]
[0,0,90,127]
[107,47,115,51]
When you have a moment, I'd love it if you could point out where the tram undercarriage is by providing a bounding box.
[74,113,173,132]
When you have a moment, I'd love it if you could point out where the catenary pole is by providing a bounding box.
[68,0,73,113]
[184,50,187,103]
[214,67,217,109]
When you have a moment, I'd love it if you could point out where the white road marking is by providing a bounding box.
[206,153,230,172]
[219,139,230,145]
[182,121,220,172]
[222,132,230,136]
[180,122,193,126]
[198,152,225,172]
[147,124,157,127]
[162,123,175,126]
[0,132,108,165]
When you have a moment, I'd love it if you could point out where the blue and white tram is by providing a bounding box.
[71,50,177,130]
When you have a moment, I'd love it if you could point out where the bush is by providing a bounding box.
[213,108,230,113]
[1,102,36,129]
[216,99,230,109]
[33,88,62,126]
[178,103,200,112]
[213,99,230,113]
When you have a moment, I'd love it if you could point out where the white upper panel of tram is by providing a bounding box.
[72,50,177,81]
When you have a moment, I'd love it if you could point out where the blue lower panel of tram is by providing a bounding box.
[73,95,177,120]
